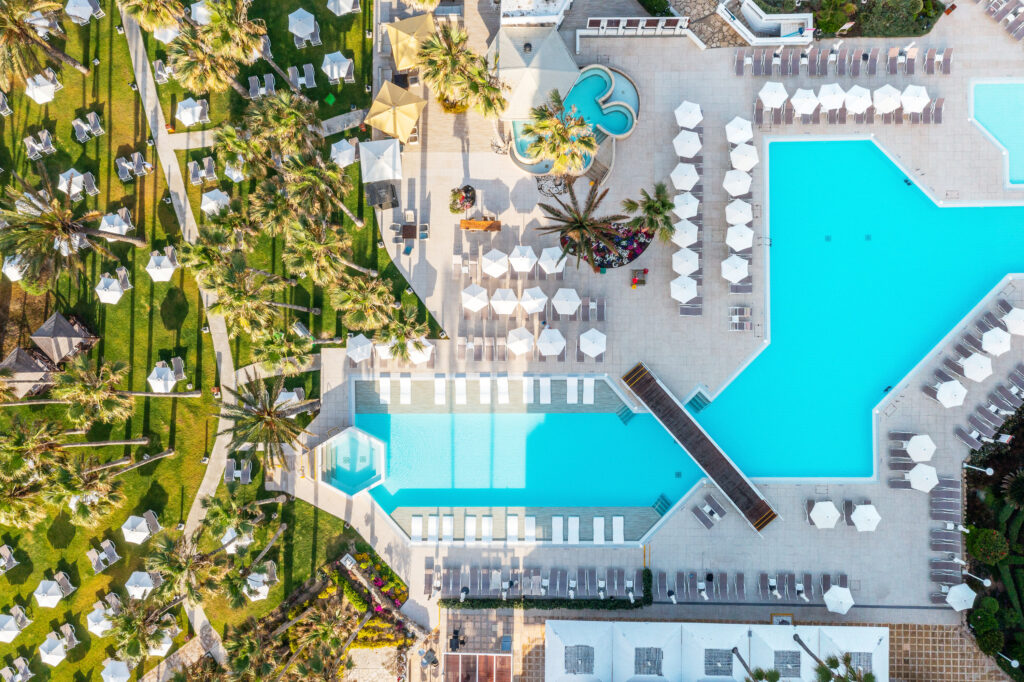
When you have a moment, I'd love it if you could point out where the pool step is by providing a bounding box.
[615,405,636,425]
[686,390,711,413]
[652,494,672,516]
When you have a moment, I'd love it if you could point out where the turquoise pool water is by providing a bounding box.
[972,82,1024,184]
[356,411,702,512]
[693,139,1024,479]
[324,428,384,495]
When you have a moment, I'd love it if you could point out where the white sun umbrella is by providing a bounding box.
[672,248,699,276]
[730,143,759,172]
[1003,307,1024,335]
[147,364,177,393]
[983,327,1012,356]
[347,333,372,364]
[373,340,393,360]
[818,83,846,111]
[824,585,855,614]
[224,159,247,183]
[0,615,21,643]
[791,88,819,117]
[726,224,754,251]
[721,254,749,283]
[25,74,56,104]
[671,219,699,248]
[872,84,901,114]
[39,635,67,666]
[670,163,699,191]
[722,169,752,197]
[65,0,92,22]
[579,328,606,358]
[674,100,702,128]
[330,139,356,168]
[34,580,63,608]
[481,249,508,278]
[844,85,872,115]
[672,129,701,158]
[810,500,840,528]
[87,604,113,636]
[901,84,930,114]
[538,246,565,275]
[190,0,211,24]
[509,245,538,273]
[146,251,177,282]
[490,288,518,316]
[536,328,566,356]
[126,571,156,600]
[672,192,699,219]
[175,97,203,127]
[461,283,488,312]
[519,287,547,315]
[95,275,125,305]
[551,288,581,316]
[908,463,939,492]
[406,337,433,365]
[961,353,992,382]
[153,24,180,43]
[725,116,753,145]
[506,327,534,356]
[100,212,131,236]
[850,503,881,532]
[121,515,151,544]
[936,378,967,408]
[946,583,977,612]
[246,571,270,601]
[758,81,788,109]
[201,189,230,216]
[288,7,315,36]
[725,199,752,225]
[3,255,26,282]
[906,434,937,462]
[57,169,84,196]
[102,660,131,682]
[322,51,353,81]
[670,275,698,303]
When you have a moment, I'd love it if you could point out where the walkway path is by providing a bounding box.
[166,129,218,151]
[319,108,367,136]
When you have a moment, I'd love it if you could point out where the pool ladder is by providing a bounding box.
[615,404,636,425]
[652,495,672,516]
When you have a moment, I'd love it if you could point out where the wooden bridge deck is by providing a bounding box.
[623,362,777,532]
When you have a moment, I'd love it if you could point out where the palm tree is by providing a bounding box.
[417,23,476,111]
[0,0,90,89]
[331,275,396,331]
[170,657,227,682]
[250,331,314,377]
[522,90,597,177]
[146,534,227,608]
[49,357,135,427]
[274,598,355,681]
[536,182,626,269]
[377,316,428,362]
[283,221,374,284]
[167,23,249,98]
[110,601,172,666]
[248,180,300,238]
[404,0,439,9]
[244,91,321,159]
[1004,470,1024,509]
[465,54,508,121]
[219,374,314,470]
[281,155,364,228]
[746,670,781,682]
[622,182,675,241]
[0,179,147,284]
[199,0,264,63]
[201,488,286,537]
[224,622,278,681]
[813,653,876,682]
[43,454,126,527]
[214,125,266,179]
[116,0,183,32]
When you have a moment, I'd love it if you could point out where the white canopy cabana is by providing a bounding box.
[3,255,26,282]
[817,83,846,111]
[481,249,509,278]
[758,81,788,109]
[490,288,518,316]
[538,246,565,274]
[200,189,230,216]
[25,74,56,104]
[509,245,538,273]
[551,288,581,316]
[810,500,841,528]
[850,503,881,532]
[0,614,23,643]
[95,275,125,305]
[579,328,606,358]
[175,97,203,127]
[39,634,67,666]
[347,334,372,364]
[330,139,356,168]
[726,224,754,251]
[34,580,63,608]
[674,100,703,129]
[359,138,402,182]
[322,51,353,81]
[670,275,698,303]
[906,434,937,462]
[671,219,699,248]
[87,603,113,636]
[721,254,749,283]
[612,623,682,682]
[146,250,177,282]
[58,169,84,196]
[126,571,156,600]
[537,328,566,356]
[65,0,93,22]
[670,163,699,191]
[246,570,270,601]
[100,212,131,236]
[288,7,316,36]
[672,192,699,219]
[725,199,752,225]
[373,340,393,360]
[672,248,699,276]
[487,26,579,121]
[147,364,176,393]
[221,526,253,555]
[121,515,151,544]
[730,143,759,172]
[327,0,357,14]
[844,85,872,114]
[519,287,547,315]
[506,327,534,356]
[461,284,488,312]
[190,0,211,24]
[790,88,819,116]
[672,129,701,158]
[153,24,180,43]
[101,660,131,682]
[725,116,753,145]
[722,169,751,197]
[983,327,1012,355]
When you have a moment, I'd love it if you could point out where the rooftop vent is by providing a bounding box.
[523,42,532,53]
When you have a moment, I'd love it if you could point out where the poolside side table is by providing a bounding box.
[631,269,647,286]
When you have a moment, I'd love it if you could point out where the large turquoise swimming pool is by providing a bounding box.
[972,81,1024,184]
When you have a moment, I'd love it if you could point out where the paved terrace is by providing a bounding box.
[261,0,1024,641]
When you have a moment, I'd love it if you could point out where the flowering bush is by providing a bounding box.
[561,223,654,270]
[449,186,476,214]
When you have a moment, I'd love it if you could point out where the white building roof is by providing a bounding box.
[486,26,579,120]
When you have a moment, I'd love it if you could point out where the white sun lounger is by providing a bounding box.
[540,377,552,404]
[400,376,412,405]
[593,517,605,544]
[566,377,578,404]
[455,375,467,405]
[479,375,491,404]
[410,515,423,541]
[434,377,446,405]
[482,515,494,542]
[525,516,536,542]
[442,515,454,542]
[552,516,564,544]
[506,515,519,542]
[583,377,595,405]
[523,376,534,403]
[497,375,510,404]
[427,515,439,542]
[378,376,391,404]
[612,515,624,543]
[465,515,477,543]
[568,516,580,544]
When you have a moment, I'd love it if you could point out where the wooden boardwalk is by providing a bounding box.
[622,363,777,532]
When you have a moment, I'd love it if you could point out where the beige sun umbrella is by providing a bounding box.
[365,82,426,143]
[385,14,435,72]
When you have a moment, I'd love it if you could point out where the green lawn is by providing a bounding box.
[144,0,375,132]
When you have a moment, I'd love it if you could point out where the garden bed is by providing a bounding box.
[561,224,654,271]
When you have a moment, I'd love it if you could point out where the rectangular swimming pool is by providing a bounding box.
[972,80,1024,184]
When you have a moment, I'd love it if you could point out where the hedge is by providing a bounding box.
[440,597,645,611]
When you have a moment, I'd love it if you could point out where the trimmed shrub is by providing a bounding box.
[342,577,370,613]
[969,529,1010,564]
[981,596,1001,613]
[970,608,999,633]
[643,568,654,606]
[1000,607,1023,630]
[977,629,1006,656]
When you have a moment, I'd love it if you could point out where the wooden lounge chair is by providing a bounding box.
[116,157,133,182]
[87,548,105,573]
[0,92,11,117]
[806,47,817,76]
[837,47,847,75]
[752,48,763,76]
[310,20,321,46]
[941,48,952,73]
[203,156,216,181]
[264,73,275,96]
[248,75,261,98]
[55,571,76,596]
[704,494,728,517]
[154,59,169,84]
[198,99,210,123]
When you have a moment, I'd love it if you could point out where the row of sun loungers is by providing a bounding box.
[462,294,607,322]
[754,97,944,126]
[380,374,599,407]
[691,494,729,529]
[287,63,320,90]
[429,564,647,602]
[23,129,56,160]
[677,127,704,316]
[187,156,218,185]
[735,46,952,77]
[223,457,254,485]
[411,513,628,544]
[454,251,564,281]
[116,151,154,183]
[930,478,964,523]
[71,111,105,143]
[977,0,1024,40]
[248,73,276,99]
[86,539,122,574]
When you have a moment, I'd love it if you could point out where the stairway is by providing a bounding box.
[616,404,636,425]
[652,494,672,516]
[686,391,711,413]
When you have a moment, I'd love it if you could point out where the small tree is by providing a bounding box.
[967,528,1009,565]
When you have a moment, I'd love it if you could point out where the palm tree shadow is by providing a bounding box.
[46,511,77,550]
